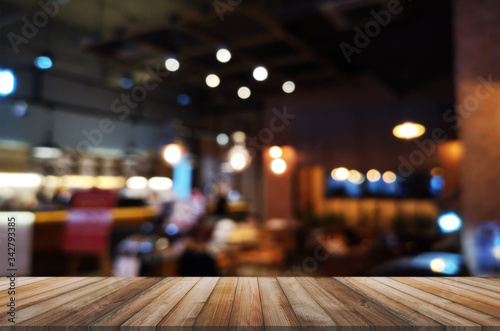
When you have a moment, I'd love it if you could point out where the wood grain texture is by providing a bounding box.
[0,277,499,330]
[229,277,263,331]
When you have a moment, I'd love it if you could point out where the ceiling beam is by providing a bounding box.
[242,6,343,79]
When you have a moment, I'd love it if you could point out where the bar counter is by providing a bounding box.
[1,277,500,330]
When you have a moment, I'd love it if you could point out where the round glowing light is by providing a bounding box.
[282,81,295,93]
[331,167,349,181]
[12,100,28,117]
[348,170,365,184]
[165,223,179,236]
[271,158,287,175]
[382,171,397,184]
[0,70,15,96]
[252,66,268,81]
[206,74,220,88]
[148,177,173,191]
[165,58,180,72]
[216,133,229,146]
[230,152,247,171]
[162,144,183,165]
[438,212,462,232]
[393,122,426,139]
[216,48,231,63]
[367,169,381,182]
[232,131,246,144]
[126,176,147,190]
[269,146,282,158]
[430,258,446,273]
[34,56,53,69]
[237,86,251,99]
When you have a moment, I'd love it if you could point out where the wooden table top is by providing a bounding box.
[1,277,500,330]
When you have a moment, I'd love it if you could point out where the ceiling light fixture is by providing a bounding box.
[237,86,251,99]
[252,66,268,81]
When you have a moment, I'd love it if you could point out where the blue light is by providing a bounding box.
[139,241,154,253]
[438,212,462,232]
[12,101,28,117]
[165,223,179,236]
[0,70,15,96]
[430,175,445,195]
[120,77,134,89]
[177,94,191,106]
[34,56,53,69]
[227,189,240,201]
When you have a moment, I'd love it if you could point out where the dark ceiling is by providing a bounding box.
[83,0,452,109]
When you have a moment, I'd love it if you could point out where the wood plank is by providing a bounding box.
[50,278,161,331]
[0,277,88,306]
[157,277,219,331]
[0,277,52,291]
[318,278,412,329]
[418,277,500,301]
[16,278,144,328]
[394,277,500,319]
[335,277,442,330]
[258,277,300,330]
[89,277,176,330]
[120,277,200,331]
[0,277,499,330]
[0,277,104,325]
[277,277,334,329]
[378,278,500,327]
[0,278,113,325]
[297,278,374,330]
[0,277,61,299]
[194,277,238,331]
[409,277,500,307]
[229,277,263,331]
[356,278,481,329]
[449,277,500,292]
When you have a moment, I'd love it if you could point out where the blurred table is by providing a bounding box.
[1,277,499,329]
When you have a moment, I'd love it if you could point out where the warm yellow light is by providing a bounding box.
[148,177,173,191]
[205,74,220,88]
[366,169,381,182]
[253,66,268,81]
[393,122,425,139]
[282,81,295,93]
[382,171,397,184]
[230,152,247,171]
[44,175,61,187]
[95,176,126,190]
[237,86,251,99]
[162,144,183,165]
[216,48,231,63]
[348,170,364,184]
[62,175,95,189]
[126,176,147,190]
[271,158,287,175]
[430,258,446,272]
[269,146,282,158]
[331,167,349,181]
[0,173,43,188]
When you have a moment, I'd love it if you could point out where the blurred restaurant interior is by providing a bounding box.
[0,0,499,277]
